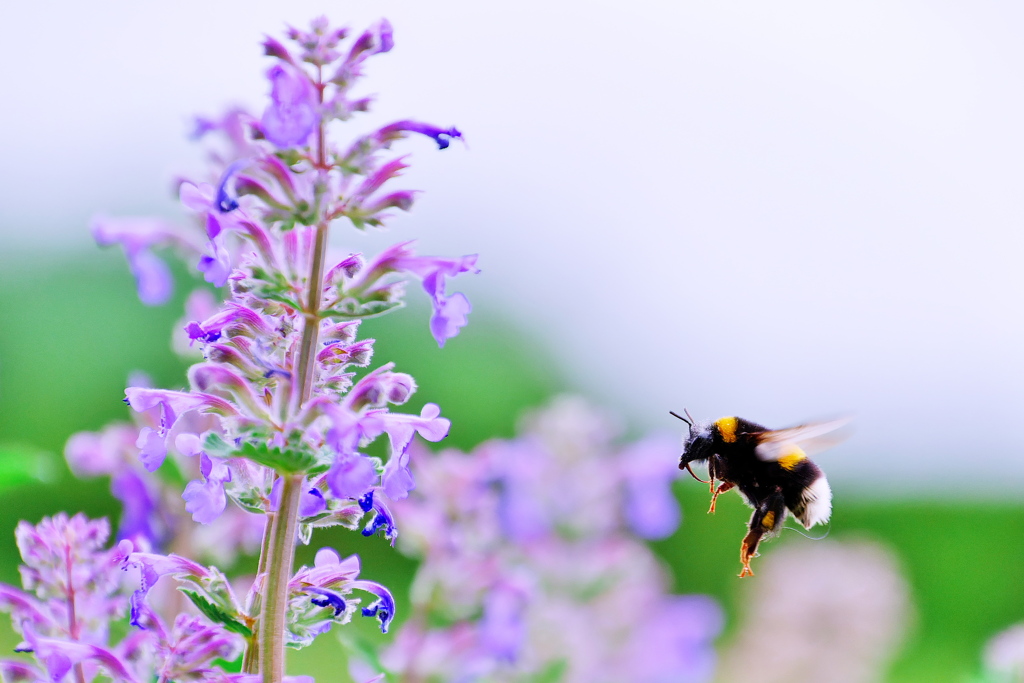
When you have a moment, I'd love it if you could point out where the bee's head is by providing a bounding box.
[671,410,713,483]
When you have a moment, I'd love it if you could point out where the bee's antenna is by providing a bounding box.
[669,410,692,426]
[684,408,696,424]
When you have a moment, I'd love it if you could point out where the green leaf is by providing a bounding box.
[0,446,57,491]
[238,441,316,474]
[179,589,253,637]
[528,660,568,683]
[201,432,235,458]
[322,299,404,320]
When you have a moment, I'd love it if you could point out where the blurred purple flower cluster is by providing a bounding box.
[0,513,320,683]
[374,397,722,683]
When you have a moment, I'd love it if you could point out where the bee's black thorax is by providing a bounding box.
[702,416,823,510]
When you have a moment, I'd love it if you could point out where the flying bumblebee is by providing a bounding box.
[671,410,847,578]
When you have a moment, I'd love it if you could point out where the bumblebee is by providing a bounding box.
[672,410,845,578]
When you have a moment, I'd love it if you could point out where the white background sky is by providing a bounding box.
[2,1,1023,491]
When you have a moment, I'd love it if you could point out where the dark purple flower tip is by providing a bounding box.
[307,587,346,616]
[362,190,417,215]
[353,581,396,634]
[215,160,248,213]
[360,492,397,545]
[348,19,394,61]
[263,35,297,65]
[433,127,461,150]
[377,120,463,150]
[186,321,221,344]
[358,490,374,512]
[326,255,364,285]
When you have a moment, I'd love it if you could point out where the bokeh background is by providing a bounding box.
[2,1,1023,681]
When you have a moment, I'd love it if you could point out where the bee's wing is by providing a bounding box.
[752,417,851,461]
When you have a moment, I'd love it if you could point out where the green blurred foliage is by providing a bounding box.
[0,252,1020,682]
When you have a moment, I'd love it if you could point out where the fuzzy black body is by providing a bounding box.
[676,415,834,577]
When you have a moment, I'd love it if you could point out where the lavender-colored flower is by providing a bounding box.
[326,452,377,500]
[351,580,396,634]
[619,436,682,540]
[717,540,911,683]
[375,120,463,150]
[381,398,722,683]
[358,489,398,545]
[111,470,163,543]
[91,216,184,305]
[284,548,396,644]
[261,64,319,147]
[268,477,328,518]
[374,403,451,500]
[182,454,233,524]
[125,388,235,472]
[0,515,143,682]
[479,583,528,663]
[117,541,215,627]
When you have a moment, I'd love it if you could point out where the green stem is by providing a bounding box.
[259,473,304,682]
[292,221,329,411]
[242,515,274,674]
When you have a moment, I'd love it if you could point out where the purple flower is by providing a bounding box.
[0,660,43,681]
[356,242,479,346]
[350,579,396,633]
[479,583,528,663]
[155,615,243,681]
[376,120,463,150]
[341,363,416,410]
[111,470,163,544]
[620,436,682,540]
[185,302,273,344]
[0,514,128,679]
[117,541,212,628]
[124,387,234,471]
[261,64,319,147]
[326,453,377,500]
[19,629,140,683]
[182,454,232,524]
[306,586,346,616]
[215,160,249,213]
[91,216,182,305]
[290,548,362,588]
[269,478,328,518]
[197,238,233,287]
[374,404,450,500]
[358,490,398,545]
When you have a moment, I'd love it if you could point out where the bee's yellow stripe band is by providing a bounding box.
[716,417,738,443]
[777,447,807,471]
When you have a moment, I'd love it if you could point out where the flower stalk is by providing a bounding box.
[259,473,304,682]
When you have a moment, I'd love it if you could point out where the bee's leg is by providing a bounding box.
[707,454,724,495]
[708,481,734,514]
[739,490,786,578]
